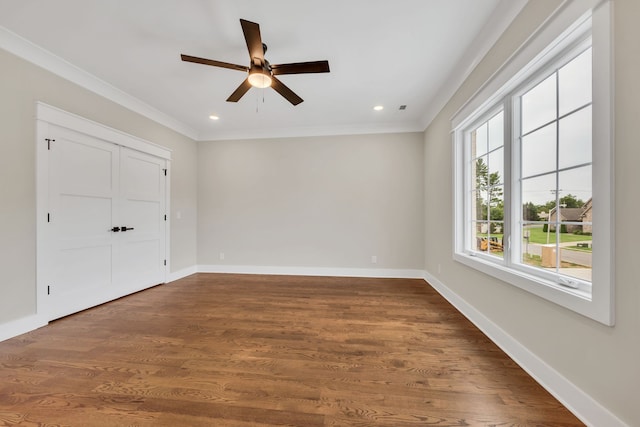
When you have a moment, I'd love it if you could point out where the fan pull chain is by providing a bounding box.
[255,88,266,113]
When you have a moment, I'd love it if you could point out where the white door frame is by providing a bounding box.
[36,102,171,319]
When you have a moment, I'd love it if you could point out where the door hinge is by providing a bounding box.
[164,260,167,266]
[163,168,167,176]
[47,213,50,223]
[164,214,167,221]
[47,285,50,295]
[45,138,55,150]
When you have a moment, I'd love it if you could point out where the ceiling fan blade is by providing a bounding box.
[240,19,264,63]
[226,78,253,102]
[271,76,303,106]
[181,54,248,72]
[271,60,330,75]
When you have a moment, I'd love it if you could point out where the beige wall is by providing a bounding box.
[0,49,198,324]
[197,133,425,270]
[423,1,640,425]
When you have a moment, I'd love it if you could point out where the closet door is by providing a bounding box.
[118,148,167,292]
[46,126,121,320]
[43,128,167,321]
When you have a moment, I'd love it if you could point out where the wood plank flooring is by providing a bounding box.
[0,273,584,426]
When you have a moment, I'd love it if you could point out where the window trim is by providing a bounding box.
[452,0,613,325]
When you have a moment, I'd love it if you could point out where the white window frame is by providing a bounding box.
[452,1,614,325]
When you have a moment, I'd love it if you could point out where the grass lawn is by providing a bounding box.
[524,226,592,244]
[522,253,585,268]
[566,245,592,252]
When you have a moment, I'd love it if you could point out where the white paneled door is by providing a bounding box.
[43,124,167,320]
[118,148,167,292]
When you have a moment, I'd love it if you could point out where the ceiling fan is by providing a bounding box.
[181,19,330,106]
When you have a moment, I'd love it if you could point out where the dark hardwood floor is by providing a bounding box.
[0,273,584,426]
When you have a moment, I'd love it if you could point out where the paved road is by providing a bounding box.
[560,247,592,267]
[523,241,592,267]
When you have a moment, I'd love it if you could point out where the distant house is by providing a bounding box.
[580,198,593,234]
[548,198,592,233]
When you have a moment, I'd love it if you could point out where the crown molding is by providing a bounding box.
[0,25,199,140]
[199,120,424,142]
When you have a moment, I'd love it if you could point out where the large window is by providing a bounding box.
[518,46,593,287]
[452,3,613,325]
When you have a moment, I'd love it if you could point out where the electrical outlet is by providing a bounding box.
[371,255,377,264]
[219,252,225,260]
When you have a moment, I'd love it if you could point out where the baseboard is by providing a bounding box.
[0,314,48,343]
[197,264,425,279]
[422,270,628,427]
[168,265,198,282]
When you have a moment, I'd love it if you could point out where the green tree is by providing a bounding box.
[475,158,504,231]
[523,202,539,221]
[490,206,504,221]
[475,158,503,209]
[559,194,584,208]
[540,193,585,212]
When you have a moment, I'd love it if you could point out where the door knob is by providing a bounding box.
[110,226,121,232]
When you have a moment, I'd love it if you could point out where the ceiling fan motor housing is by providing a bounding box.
[248,63,272,88]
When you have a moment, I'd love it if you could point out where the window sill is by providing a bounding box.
[451,251,611,323]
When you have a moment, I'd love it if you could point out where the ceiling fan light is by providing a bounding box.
[248,69,272,88]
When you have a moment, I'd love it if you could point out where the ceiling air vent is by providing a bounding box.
[399,105,407,110]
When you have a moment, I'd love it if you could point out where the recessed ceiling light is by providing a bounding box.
[209,115,220,120]
[373,105,384,111]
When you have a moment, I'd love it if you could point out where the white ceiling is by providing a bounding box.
[0,0,525,141]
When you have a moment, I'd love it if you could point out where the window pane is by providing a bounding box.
[489,183,505,256]
[521,173,556,220]
[559,106,592,169]
[556,176,592,283]
[472,190,488,221]
[475,222,489,252]
[488,111,504,151]
[474,156,489,192]
[522,201,540,222]
[473,123,488,157]
[558,165,592,208]
[488,148,504,185]
[521,123,556,178]
[489,184,504,222]
[488,226,504,258]
[581,198,593,234]
[522,73,557,134]
[521,223,543,267]
[559,247,592,282]
[559,48,592,116]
